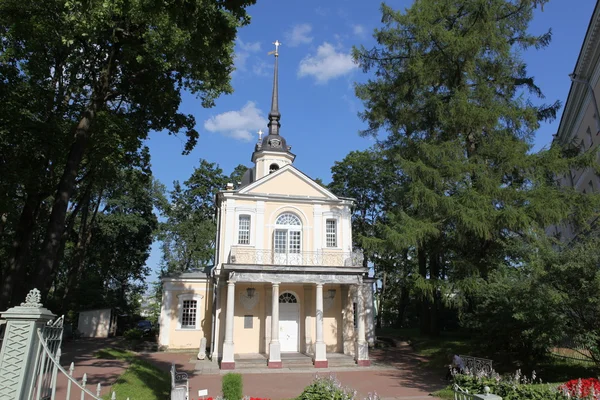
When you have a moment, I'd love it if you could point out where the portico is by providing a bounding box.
[217,266,371,369]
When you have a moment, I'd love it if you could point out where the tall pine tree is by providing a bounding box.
[353,0,599,334]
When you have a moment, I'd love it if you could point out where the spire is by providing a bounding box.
[267,40,281,136]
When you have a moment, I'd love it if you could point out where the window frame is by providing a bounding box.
[325,219,338,248]
[176,293,203,330]
[237,214,251,245]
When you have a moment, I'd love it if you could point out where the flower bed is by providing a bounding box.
[558,378,600,399]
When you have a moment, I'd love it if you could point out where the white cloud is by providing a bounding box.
[252,60,270,77]
[298,42,357,84]
[234,39,261,72]
[286,24,313,47]
[239,40,261,53]
[204,102,265,141]
[352,24,366,37]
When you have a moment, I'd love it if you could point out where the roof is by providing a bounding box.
[555,0,600,145]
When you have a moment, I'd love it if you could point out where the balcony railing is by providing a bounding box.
[229,246,364,267]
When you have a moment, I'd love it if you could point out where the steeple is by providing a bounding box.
[253,40,293,155]
[251,40,295,180]
[267,40,281,136]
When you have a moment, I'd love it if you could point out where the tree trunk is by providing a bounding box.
[0,191,43,309]
[418,246,430,335]
[376,271,387,329]
[396,285,409,328]
[429,252,441,336]
[33,109,96,296]
[61,188,102,313]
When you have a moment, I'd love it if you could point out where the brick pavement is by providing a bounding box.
[56,338,445,400]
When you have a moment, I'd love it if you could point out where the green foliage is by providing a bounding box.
[123,328,144,342]
[0,0,254,307]
[296,375,356,400]
[222,373,243,400]
[351,0,600,339]
[453,373,566,400]
[157,160,247,274]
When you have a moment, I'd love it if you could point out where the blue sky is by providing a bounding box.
[144,0,597,283]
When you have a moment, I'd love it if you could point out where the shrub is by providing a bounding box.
[452,370,567,400]
[222,373,243,400]
[123,328,143,341]
[296,375,356,400]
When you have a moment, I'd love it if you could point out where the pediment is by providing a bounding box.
[238,166,338,200]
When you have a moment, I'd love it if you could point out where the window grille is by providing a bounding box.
[326,219,337,247]
[238,215,251,245]
[279,292,298,303]
[276,213,301,226]
[181,300,197,328]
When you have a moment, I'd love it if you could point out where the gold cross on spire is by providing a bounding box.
[268,40,281,57]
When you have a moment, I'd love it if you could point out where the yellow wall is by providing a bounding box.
[163,280,213,350]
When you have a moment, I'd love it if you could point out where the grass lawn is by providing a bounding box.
[94,348,170,400]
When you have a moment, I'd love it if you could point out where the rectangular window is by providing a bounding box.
[181,300,197,329]
[238,215,251,245]
[353,302,358,330]
[244,315,253,329]
[589,180,594,193]
[326,219,337,247]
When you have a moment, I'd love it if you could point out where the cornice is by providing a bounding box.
[556,1,600,145]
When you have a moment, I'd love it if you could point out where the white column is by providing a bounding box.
[268,282,281,368]
[304,285,313,354]
[314,283,327,367]
[265,286,272,355]
[221,280,236,369]
[355,282,370,366]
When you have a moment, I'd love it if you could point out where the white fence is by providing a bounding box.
[0,289,129,400]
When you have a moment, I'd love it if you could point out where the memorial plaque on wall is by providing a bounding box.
[244,315,253,329]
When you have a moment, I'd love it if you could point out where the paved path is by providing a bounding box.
[56,338,445,400]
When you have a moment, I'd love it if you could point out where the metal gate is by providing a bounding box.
[29,315,124,400]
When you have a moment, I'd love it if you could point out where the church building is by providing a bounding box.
[158,41,375,369]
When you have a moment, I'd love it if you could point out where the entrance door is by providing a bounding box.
[279,292,299,352]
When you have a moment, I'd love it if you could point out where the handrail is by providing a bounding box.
[229,247,364,267]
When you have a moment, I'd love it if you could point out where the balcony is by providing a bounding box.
[228,246,364,267]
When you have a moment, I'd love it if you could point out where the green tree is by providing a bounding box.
[329,149,400,328]
[0,0,254,303]
[159,160,228,273]
[353,0,599,335]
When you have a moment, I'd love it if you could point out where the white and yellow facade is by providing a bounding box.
[158,46,374,369]
[551,1,600,241]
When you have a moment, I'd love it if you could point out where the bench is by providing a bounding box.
[458,355,493,376]
[170,363,189,400]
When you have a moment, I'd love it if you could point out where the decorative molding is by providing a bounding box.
[21,288,43,308]
[239,291,259,311]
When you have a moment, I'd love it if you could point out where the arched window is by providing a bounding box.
[276,213,301,226]
[269,163,280,174]
[274,213,302,264]
[279,292,298,303]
